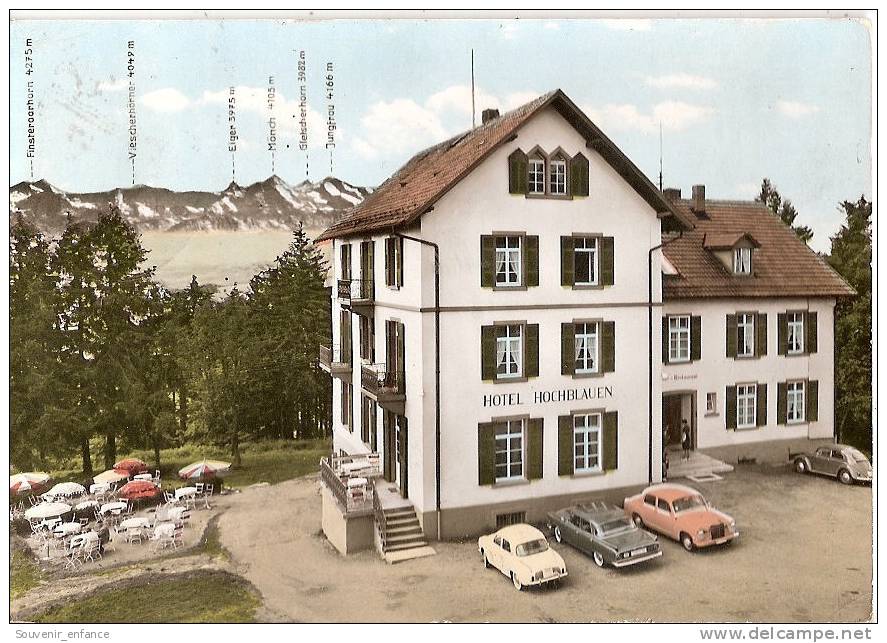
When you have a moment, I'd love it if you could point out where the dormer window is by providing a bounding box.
[507,147,588,198]
[734,247,752,275]
[549,157,567,195]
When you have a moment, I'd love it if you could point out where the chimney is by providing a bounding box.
[481,108,500,124]
[691,184,706,213]
[663,187,682,201]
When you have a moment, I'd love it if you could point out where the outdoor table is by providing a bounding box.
[53,522,82,537]
[39,517,62,530]
[70,530,99,550]
[153,523,176,538]
[175,486,198,500]
[166,506,189,521]
[74,500,99,511]
[99,501,128,515]
[89,483,111,495]
[119,516,151,531]
[347,477,368,488]
[133,473,154,481]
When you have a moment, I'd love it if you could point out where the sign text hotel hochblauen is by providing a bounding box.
[483,385,614,408]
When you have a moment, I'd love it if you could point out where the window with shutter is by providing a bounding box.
[480,235,496,287]
[528,153,545,194]
[495,420,524,481]
[726,314,738,358]
[600,237,615,286]
[756,383,768,427]
[573,236,599,286]
[777,313,788,355]
[525,235,539,287]
[549,153,568,195]
[725,386,737,430]
[690,315,702,361]
[806,380,819,422]
[661,317,669,364]
[805,311,818,354]
[561,236,575,286]
[385,237,394,287]
[601,321,615,373]
[755,313,768,356]
[569,153,589,197]
[480,325,498,380]
[340,244,352,280]
[477,423,497,485]
[561,323,576,376]
[777,382,788,425]
[524,324,539,378]
[573,413,602,473]
[526,418,544,480]
[602,412,618,471]
[508,149,529,195]
[786,381,805,423]
[495,235,523,288]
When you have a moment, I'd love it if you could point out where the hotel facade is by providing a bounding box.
[316,90,853,546]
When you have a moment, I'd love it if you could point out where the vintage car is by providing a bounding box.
[477,524,567,590]
[547,502,662,568]
[792,444,873,484]
[623,483,738,552]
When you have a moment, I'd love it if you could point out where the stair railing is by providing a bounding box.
[371,482,387,551]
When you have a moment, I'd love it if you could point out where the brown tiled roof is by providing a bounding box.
[316,89,692,241]
[663,199,854,299]
[702,231,760,249]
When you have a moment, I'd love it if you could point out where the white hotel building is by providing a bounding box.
[315,90,853,551]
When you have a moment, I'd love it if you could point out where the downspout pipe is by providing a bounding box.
[648,230,683,483]
[393,231,442,540]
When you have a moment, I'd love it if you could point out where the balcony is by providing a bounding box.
[318,344,352,378]
[320,453,382,516]
[338,278,374,314]
[361,363,406,415]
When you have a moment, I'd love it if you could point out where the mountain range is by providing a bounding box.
[9,175,371,236]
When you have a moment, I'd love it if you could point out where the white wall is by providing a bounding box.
[662,297,836,450]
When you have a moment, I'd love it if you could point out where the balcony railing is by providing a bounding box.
[318,343,351,375]
[320,453,382,515]
[337,278,374,304]
[361,363,405,398]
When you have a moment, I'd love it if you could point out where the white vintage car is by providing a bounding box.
[477,524,567,590]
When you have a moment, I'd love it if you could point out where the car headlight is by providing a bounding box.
[729,520,736,530]
[697,529,706,537]
[533,571,543,581]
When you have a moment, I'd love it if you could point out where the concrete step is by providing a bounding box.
[384,523,423,536]
[384,515,420,527]
[384,539,428,552]
[383,545,437,564]
[385,531,426,544]
[382,506,415,517]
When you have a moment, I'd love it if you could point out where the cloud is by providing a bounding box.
[97,77,128,92]
[426,85,540,117]
[140,87,192,112]
[600,19,652,31]
[351,99,448,160]
[736,181,763,197]
[499,21,520,40]
[585,101,715,133]
[775,100,820,118]
[646,73,717,90]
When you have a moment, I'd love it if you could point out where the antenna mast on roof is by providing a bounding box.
[658,121,663,191]
[471,49,476,129]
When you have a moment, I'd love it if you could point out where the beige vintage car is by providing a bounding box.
[477,524,567,590]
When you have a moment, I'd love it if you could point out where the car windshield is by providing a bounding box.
[672,495,707,512]
[846,448,869,463]
[515,538,549,557]
[599,518,633,535]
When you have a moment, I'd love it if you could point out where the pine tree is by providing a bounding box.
[757,178,814,244]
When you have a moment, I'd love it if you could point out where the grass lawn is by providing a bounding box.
[45,438,330,489]
[31,571,261,623]
[11,549,42,600]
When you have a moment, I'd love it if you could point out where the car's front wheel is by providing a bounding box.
[838,469,854,485]
[554,526,563,543]
[511,572,523,591]
[481,549,490,568]
[680,532,695,552]
[795,458,808,474]
[632,513,644,529]
[593,551,605,568]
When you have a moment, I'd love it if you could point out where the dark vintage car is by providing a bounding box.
[547,503,662,568]
[793,444,872,485]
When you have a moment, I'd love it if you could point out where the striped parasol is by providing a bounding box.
[94,469,129,484]
[10,472,51,496]
[44,482,86,498]
[178,459,231,480]
[113,458,149,477]
[25,501,72,520]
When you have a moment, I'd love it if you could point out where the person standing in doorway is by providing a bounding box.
[680,419,691,461]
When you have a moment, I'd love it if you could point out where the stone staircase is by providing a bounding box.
[376,502,436,563]
[667,448,734,481]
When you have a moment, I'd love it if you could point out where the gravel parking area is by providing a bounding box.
[216,465,873,623]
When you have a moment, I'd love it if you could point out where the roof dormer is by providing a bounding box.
[703,232,760,276]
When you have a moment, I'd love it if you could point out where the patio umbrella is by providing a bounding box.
[178,459,231,480]
[93,469,128,484]
[118,480,162,500]
[10,472,51,496]
[113,458,149,476]
[25,501,71,520]
[44,482,86,498]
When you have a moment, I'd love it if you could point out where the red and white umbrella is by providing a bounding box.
[118,480,162,500]
[178,459,231,480]
[113,458,149,477]
[10,472,51,496]
[44,482,87,498]
[94,469,129,484]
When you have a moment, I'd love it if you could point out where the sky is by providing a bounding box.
[8,16,872,252]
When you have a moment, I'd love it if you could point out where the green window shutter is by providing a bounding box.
[385,237,394,286]
[524,324,539,378]
[569,152,589,197]
[661,316,669,364]
[560,236,575,286]
[600,237,615,286]
[477,423,497,486]
[481,325,498,380]
[777,382,787,425]
[383,411,394,481]
[725,314,738,358]
[603,411,619,471]
[756,313,768,357]
[399,417,408,497]
[777,313,788,355]
[601,321,615,373]
[561,323,575,376]
[725,386,737,430]
[525,235,539,287]
[805,312,818,354]
[340,310,352,363]
[396,237,404,287]
[558,415,574,476]
[526,418,544,480]
[756,383,768,427]
[480,235,496,287]
[806,380,819,422]
[690,315,702,361]
[508,148,529,195]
